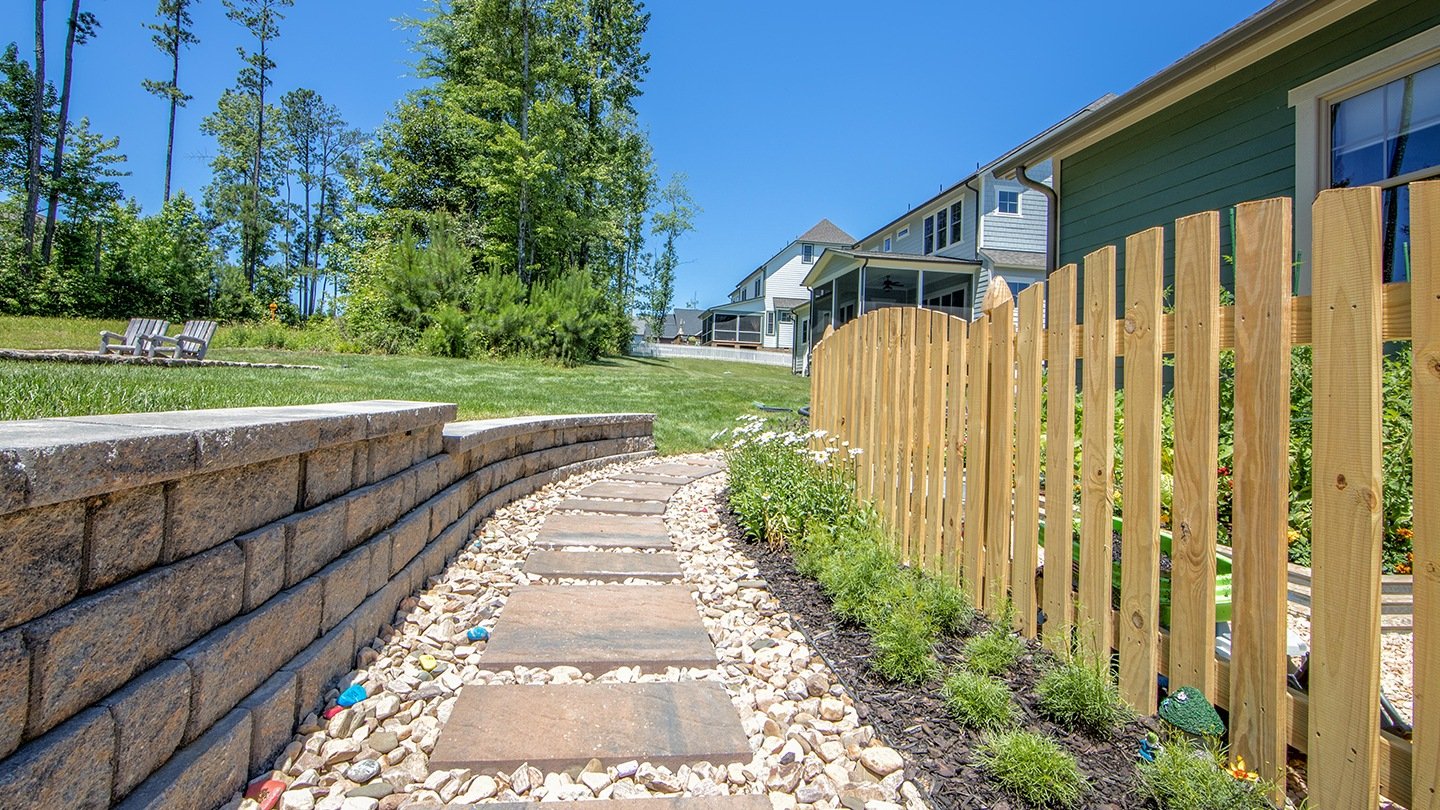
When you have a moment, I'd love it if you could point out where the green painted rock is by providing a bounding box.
[1159,686,1224,736]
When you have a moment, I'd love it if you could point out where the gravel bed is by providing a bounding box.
[234,454,920,810]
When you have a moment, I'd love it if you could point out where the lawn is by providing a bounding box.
[0,317,810,453]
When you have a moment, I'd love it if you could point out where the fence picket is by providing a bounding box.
[1014,285,1044,637]
[925,312,950,573]
[906,309,927,562]
[985,290,1017,614]
[863,313,880,498]
[1080,247,1118,657]
[944,318,970,580]
[963,314,991,605]
[1310,186,1384,806]
[1414,180,1440,810]
[1171,211,1221,700]
[1120,227,1165,714]
[1044,265,1079,649]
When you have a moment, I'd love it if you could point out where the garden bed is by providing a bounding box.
[739,527,1157,810]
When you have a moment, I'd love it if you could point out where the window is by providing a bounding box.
[997,189,1021,215]
[949,201,963,243]
[935,208,949,250]
[925,289,968,310]
[1291,27,1440,289]
[897,226,910,239]
[765,311,776,335]
[779,310,793,323]
[1006,280,1036,299]
[883,236,892,252]
[753,278,762,298]
[802,243,815,263]
[923,215,935,254]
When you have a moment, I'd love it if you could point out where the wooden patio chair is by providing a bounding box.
[99,318,169,355]
[144,320,218,360]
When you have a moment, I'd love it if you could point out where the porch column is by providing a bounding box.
[858,265,867,316]
[918,270,926,307]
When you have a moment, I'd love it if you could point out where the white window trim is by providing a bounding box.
[1289,25,1440,294]
[883,236,892,252]
[949,199,964,244]
[897,227,910,239]
[932,205,951,251]
[801,243,815,264]
[995,189,1023,217]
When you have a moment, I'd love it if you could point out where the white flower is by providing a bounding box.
[849,448,864,458]
[811,429,829,439]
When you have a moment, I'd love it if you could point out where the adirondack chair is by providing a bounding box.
[99,318,169,355]
[145,320,218,360]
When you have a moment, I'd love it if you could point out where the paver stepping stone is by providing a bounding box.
[611,471,695,485]
[578,481,680,501]
[480,584,716,671]
[471,797,773,810]
[557,497,666,516]
[430,682,752,772]
[534,513,671,549]
[646,462,724,478]
[524,549,682,581]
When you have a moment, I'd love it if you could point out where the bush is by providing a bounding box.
[978,730,1088,808]
[942,670,1017,731]
[871,603,940,685]
[1036,655,1131,737]
[964,626,1024,677]
[1137,737,1277,810]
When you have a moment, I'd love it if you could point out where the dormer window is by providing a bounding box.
[802,243,815,263]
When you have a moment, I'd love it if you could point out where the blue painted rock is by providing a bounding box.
[337,684,367,707]
[466,626,490,642]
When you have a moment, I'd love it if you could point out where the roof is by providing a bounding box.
[700,299,767,319]
[980,249,1047,270]
[796,218,856,245]
[662,308,704,340]
[802,249,982,288]
[991,0,1374,176]
[771,296,808,310]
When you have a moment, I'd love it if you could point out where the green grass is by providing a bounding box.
[963,626,1025,677]
[1035,655,1132,737]
[978,730,1089,808]
[0,316,809,453]
[941,670,1017,731]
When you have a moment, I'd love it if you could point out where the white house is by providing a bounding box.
[700,219,855,351]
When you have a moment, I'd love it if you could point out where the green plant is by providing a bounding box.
[1036,654,1131,737]
[964,610,1024,676]
[871,602,940,685]
[942,670,1017,731]
[978,729,1088,808]
[1137,736,1277,810]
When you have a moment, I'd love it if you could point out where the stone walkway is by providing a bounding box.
[253,455,919,810]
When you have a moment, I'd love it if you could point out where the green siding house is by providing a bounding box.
[994,0,1440,297]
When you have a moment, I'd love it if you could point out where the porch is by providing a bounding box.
[700,301,764,348]
[800,249,980,352]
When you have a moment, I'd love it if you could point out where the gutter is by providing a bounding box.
[1013,164,1059,276]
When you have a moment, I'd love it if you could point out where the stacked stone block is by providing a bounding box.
[0,403,655,809]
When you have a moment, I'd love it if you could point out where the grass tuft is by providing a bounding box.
[941,670,1017,731]
[1036,655,1131,737]
[963,626,1024,677]
[978,729,1089,808]
[1137,736,1278,810]
[870,602,940,684]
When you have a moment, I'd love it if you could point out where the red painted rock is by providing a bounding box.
[244,778,286,810]
[323,705,344,720]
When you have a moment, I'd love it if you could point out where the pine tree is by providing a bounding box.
[640,172,696,339]
[22,0,46,269]
[142,0,199,204]
[40,0,99,265]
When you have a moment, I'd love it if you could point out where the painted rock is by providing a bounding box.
[345,758,383,784]
[465,626,490,642]
[337,684,367,708]
[323,705,344,720]
[244,778,287,810]
[417,654,437,672]
[1159,686,1224,736]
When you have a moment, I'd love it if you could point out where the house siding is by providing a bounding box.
[981,163,1052,253]
[1057,0,1440,313]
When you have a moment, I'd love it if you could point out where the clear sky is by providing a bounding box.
[24,0,1269,309]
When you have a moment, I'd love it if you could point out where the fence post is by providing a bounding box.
[963,314,992,606]
[1170,211,1220,701]
[1014,284,1044,637]
[1080,247,1118,658]
[985,282,1017,615]
[1310,186,1384,806]
[1120,226,1164,714]
[1044,264,1079,650]
[1414,179,1440,810]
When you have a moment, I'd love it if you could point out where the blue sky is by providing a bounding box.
[29,0,1268,308]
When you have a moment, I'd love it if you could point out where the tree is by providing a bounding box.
[639,172,696,339]
[0,43,52,201]
[222,0,293,288]
[22,0,45,267]
[143,0,199,204]
[280,88,359,316]
[201,88,281,273]
[40,0,99,264]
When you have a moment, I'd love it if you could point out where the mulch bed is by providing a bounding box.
[739,527,1157,810]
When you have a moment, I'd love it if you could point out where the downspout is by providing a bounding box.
[964,177,982,312]
[858,258,869,316]
[1014,163,1059,276]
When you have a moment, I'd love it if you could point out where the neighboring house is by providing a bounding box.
[630,308,704,349]
[991,0,1440,295]
[701,219,855,350]
[791,97,1113,372]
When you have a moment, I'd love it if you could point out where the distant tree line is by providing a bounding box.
[0,0,690,364]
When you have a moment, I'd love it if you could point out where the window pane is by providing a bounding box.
[936,210,948,249]
[1382,184,1411,283]
[1332,62,1440,187]
[923,216,934,254]
[950,202,963,242]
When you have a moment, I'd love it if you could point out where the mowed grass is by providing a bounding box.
[0,317,809,453]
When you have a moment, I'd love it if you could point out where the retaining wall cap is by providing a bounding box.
[0,401,456,516]
[442,413,655,454]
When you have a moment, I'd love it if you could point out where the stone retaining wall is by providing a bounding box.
[0,403,655,808]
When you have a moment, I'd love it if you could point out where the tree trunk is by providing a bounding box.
[40,0,81,266]
[246,26,268,290]
[23,0,46,271]
[516,0,530,283]
[162,1,181,203]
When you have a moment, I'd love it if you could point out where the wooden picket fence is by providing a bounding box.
[808,183,1437,809]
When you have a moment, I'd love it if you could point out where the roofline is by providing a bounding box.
[726,229,852,296]
[802,249,982,288]
[992,0,1377,176]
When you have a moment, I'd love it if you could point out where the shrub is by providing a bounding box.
[942,670,1016,731]
[1036,655,1131,737]
[871,603,940,685]
[1137,737,1277,810]
[964,628,1024,677]
[978,730,1088,808]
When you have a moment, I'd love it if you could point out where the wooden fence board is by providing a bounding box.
[1120,227,1165,715]
[1014,285,1044,637]
[1080,247,1118,658]
[1309,186,1384,806]
[1230,198,1293,796]
[906,308,928,562]
[944,319,969,580]
[985,290,1017,615]
[1411,180,1439,810]
[1170,211,1221,700]
[884,310,903,531]
[1044,264,1079,650]
[963,314,991,606]
[925,312,950,573]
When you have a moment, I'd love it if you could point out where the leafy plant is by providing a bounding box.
[871,602,940,685]
[1036,654,1131,737]
[978,730,1089,808]
[942,670,1017,731]
[964,627,1024,677]
[1137,736,1278,810]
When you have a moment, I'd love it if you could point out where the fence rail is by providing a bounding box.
[808,183,1436,809]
